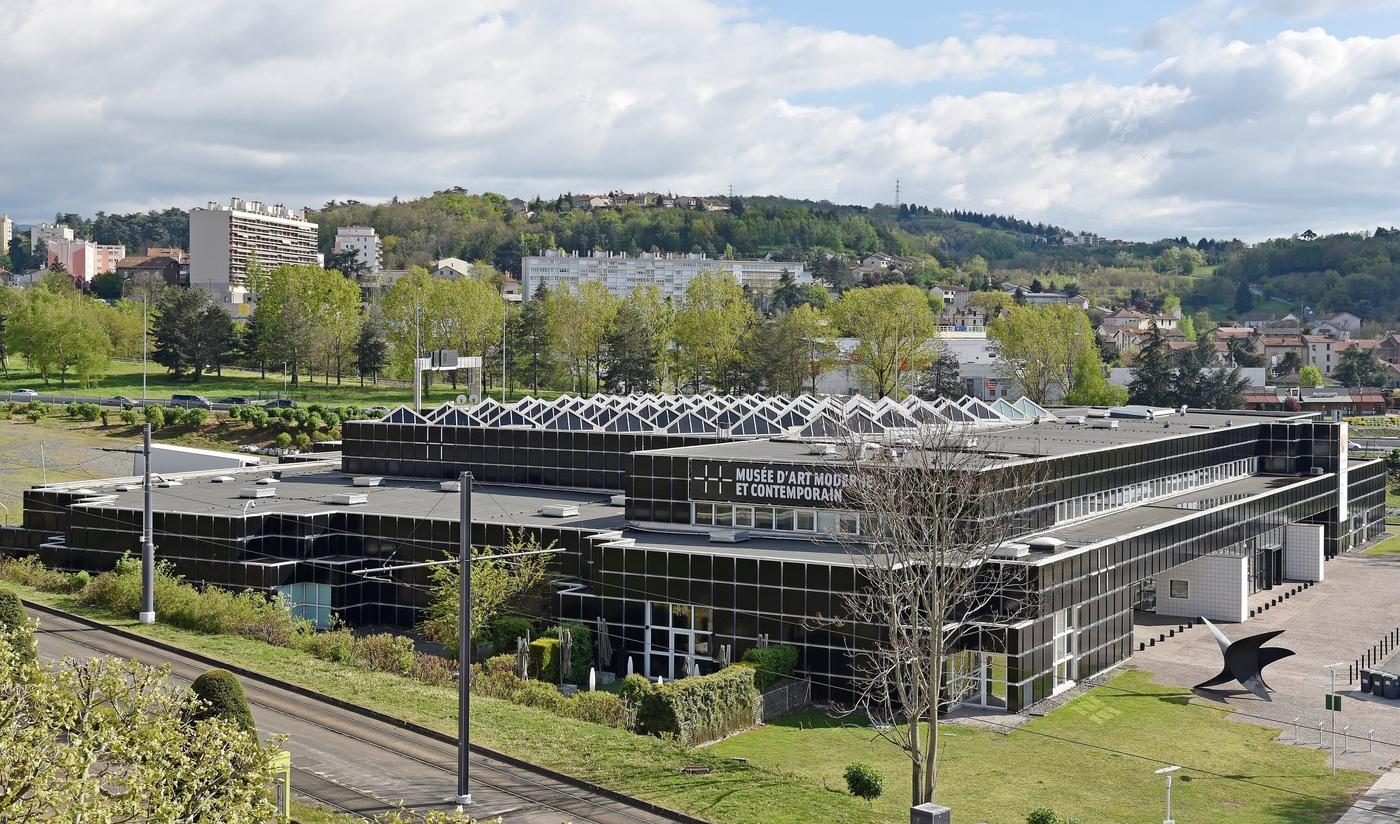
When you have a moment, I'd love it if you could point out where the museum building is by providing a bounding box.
[1,393,1384,713]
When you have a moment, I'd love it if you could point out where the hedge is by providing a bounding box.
[541,620,592,685]
[190,668,256,733]
[736,644,799,691]
[0,590,35,665]
[529,637,561,683]
[633,665,760,746]
[487,617,533,654]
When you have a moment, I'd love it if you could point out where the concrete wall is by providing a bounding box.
[1154,552,1248,623]
[1285,523,1325,582]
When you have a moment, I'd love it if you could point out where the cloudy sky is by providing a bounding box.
[2,0,1398,240]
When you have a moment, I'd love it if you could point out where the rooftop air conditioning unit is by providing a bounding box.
[239,487,276,499]
[439,480,461,492]
[610,494,626,506]
[1088,419,1119,429]
[1025,536,1066,551]
[1309,467,1326,476]
[1062,416,1086,425]
[210,476,236,484]
[331,493,368,505]
[352,476,383,487]
[992,542,1031,559]
[156,480,182,488]
[709,529,750,543]
[255,477,279,485]
[540,504,580,518]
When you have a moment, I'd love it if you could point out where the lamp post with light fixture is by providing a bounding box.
[1155,765,1181,824]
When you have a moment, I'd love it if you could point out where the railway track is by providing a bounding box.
[32,608,687,824]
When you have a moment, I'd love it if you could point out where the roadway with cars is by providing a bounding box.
[3,390,387,415]
[28,602,696,824]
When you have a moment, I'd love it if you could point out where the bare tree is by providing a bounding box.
[829,427,1037,808]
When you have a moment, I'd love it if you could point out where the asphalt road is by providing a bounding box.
[31,607,691,824]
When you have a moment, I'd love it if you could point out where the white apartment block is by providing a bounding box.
[334,225,382,273]
[30,222,75,249]
[521,249,810,301]
[1,215,12,250]
[189,197,319,315]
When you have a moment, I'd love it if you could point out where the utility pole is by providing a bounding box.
[1325,661,1345,775]
[139,423,155,625]
[895,178,900,208]
[454,470,473,806]
[142,292,149,406]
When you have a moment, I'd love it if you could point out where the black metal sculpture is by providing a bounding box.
[1194,617,1295,701]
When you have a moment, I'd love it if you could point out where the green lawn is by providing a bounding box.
[1361,528,1400,557]
[709,669,1370,824]
[6,582,884,824]
[0,358,556,409]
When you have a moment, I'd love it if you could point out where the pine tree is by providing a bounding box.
[601,299,660,394]
[515,285,551,393]
[1128,323,1174,406]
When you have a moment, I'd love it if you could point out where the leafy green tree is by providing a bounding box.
[189,669,256,733]
[673,271,756,393]
[5,289,111,388]
[0,638,282,822]
[1298,365,1324,387]
[1274,351,1302,377]
[989,305,1100,406]
[324,248,367,279]
[253,264,361,385]
[422,530,553,653]
[0,591,35,665]
[602,291,662,394]
[151,288,234,382]
[1335,344,1391,388]
[830,284,937,398]
[513,284,553,393]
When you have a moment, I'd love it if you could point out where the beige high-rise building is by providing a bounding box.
[0,215,12,251]
[189,197,319,316]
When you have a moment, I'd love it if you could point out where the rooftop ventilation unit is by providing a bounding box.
[210,476,236,484]
[539,504,579,518]
[1062,416,1086,425]
[1087,419,1119,429]
[239,487,276,499]
[114,484,138,492]
[709,529,750,543]
[1309,467,1326,476]
[1025,536,1066,551]
[156,480,182,488]
[610,494,626,506]
[331,493,368,505]
[992,542,1031,559]
[439,480,461,492]
[352,476,383,487]
[255,477,279,485]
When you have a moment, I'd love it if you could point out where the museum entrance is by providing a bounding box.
[645,602,713,680]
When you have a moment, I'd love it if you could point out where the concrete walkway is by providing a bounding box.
[1131,552,1400,773]
[1337,766,1400,823]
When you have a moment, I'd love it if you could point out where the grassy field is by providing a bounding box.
[0,358,557,409]
[709,669,1370,824]
[1361,528,1400,557]
[5,578,1371,824]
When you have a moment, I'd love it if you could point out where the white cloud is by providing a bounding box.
[0,0,1397,241]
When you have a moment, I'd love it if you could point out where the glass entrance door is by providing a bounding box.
[645,602,713,680]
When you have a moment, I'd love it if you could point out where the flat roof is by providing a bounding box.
[640,407,1313,464]
[56,467,626,531]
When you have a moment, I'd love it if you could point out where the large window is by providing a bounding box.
[1053,457,1257,525]
[691,502,862,537]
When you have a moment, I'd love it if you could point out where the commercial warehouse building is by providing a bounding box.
[2,394,1383,713]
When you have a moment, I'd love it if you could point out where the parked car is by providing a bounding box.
[108,396,139,409]
[261,398,297,409]
[220,396,253,406]
[169,394,214,410]
[359,406,389,418]
[9,389,39,400]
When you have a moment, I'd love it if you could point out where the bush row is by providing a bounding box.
[625,665,761,746]
[0,552,454,687]
[734,644,799,691]
[472,655,632,729]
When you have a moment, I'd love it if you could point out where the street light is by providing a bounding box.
[1325,661,1346,776]
[1154,765,1181,824]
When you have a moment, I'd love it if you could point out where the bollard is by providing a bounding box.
[1343,725,1350,753]
[1316,721,1325,745]
[1292,717,1300,741]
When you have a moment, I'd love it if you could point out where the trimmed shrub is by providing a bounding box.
[99,409,108,427]
[190,668,256,733]
[635,665,759,745]
[1025,810,1081,824]
[844,763,884,803]
[67,570,91,593]
[165,407,187,427]
[185,408,208,427]
[351,632,415,676]
[78,403,100,422]
[737,644,799,691]
[0,590,36,665]
[143,405,165,429]
[274,432,292,448]
[24,405,44,423]
[569,690,630,727]
[65,402,79,417]
[528,637,561,683]
[119,408,139,426]
[617,673,653,709]
[487,617,533,655]
[514,679,568,714]
[293,433,311,451]
[541,620,592,685]
[228,405,243,421]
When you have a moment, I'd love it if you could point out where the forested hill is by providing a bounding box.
[1214,228,1400,320]
[304,189,1128,276]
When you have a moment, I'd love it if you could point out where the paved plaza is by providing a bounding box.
[1131,552,1400,773]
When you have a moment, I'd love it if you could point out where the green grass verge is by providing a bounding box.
[0,358,557,408]
[709,669,1370,824]
[6,581,881,824]
[1361,529,1400,557]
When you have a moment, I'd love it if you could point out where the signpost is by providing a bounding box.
[1325,661,1346,775]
